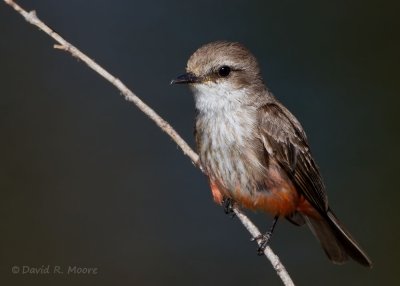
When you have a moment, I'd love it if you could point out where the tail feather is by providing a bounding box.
[305,209,372,267]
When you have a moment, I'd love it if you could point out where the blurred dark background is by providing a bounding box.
[1,0,399,285]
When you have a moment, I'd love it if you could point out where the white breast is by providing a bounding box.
[193,82,264,193]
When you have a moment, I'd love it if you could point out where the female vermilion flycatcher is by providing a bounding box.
[171,41,372,267]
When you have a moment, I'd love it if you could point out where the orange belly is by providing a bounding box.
[235,187,299,216]
[210,180,318,218]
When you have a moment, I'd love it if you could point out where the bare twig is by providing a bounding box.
[234,209,294,285]
[4,0,198,165]
[3,1,294,285]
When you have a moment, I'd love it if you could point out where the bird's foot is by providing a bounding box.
[222,198,235,218]
[251,215,279,255]
[251,232,273,255]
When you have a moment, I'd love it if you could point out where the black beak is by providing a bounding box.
[170,72,199,85]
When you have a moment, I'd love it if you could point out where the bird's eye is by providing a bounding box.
[218,66,231,77]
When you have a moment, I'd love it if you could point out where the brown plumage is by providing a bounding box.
[172,41,372,267]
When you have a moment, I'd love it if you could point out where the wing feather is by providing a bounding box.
[258,103,328,213]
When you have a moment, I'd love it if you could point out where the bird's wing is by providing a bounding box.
[258,103,328,213]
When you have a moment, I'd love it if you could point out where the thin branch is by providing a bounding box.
[233,209,294,285]
[4,0,198,165]
[3,1,294,285]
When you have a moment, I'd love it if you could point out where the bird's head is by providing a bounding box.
[172,41,267,111]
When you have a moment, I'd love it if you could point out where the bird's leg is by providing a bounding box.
[222,197,235,218]
[251,215,279,255]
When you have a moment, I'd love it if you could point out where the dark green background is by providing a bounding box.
[1,1,399,285]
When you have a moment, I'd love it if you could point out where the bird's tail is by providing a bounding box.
[305,209,372,267]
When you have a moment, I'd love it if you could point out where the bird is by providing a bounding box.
[171,41,372,267]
